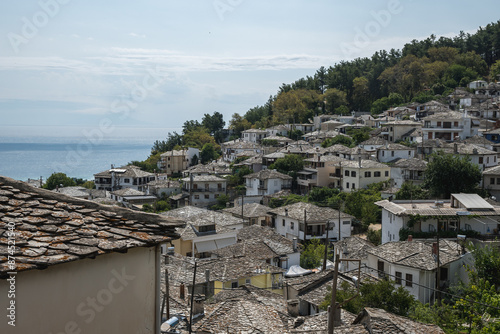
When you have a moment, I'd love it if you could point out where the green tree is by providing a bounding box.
[321,136,355,148]
[321,278,415,317]
[423,152,482,198]
[366,229,381,246]
[490,59,500,81]
[270,154,304,179]
[352,76,370,111]
[202,111,225,135]
[395,182,429,200]
[81,180,95,189]
[200,143,220,164]
[209,194,230,210]
[151,132,182,155]
[300,238,330,269]
[44,172,76,190]
[228,113,252,138]
[130,153,162,173]
[323,88,348,114]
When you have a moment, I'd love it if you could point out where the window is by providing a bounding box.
[231,281,239,288]
[395,271,402,285]
[351,171,356,177]
[342,220,350,225]
[299,223,304,231]
[454,121,458,127]
[437,121,441,127]
[194,195,200,199]
[391,151,395,157]
[282,219,285,227]
[374,171,381,177]
[365,171,371,177]
[440,267,448,281]
[124,178,130,183]
[346,182,349,189]
[385,171,389,177]
[479,157,484,164]
[352,183,355,189]
[487,157,490,163]
[204,194,209,199]
[408,151,411,155]
[405,274,413,287]
[217,183,222,189]
[344,170,350,177]
[193,184,198,190]
[497,178,500,184]
[205,184,209,190]
[291,222,294,230]
[491,178,495,185]
[245,278,251,285]
[382,151,385,156]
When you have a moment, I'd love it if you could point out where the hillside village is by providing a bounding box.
[4,26,500,333]
[2,79,500,333]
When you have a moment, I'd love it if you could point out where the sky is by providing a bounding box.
[0,0,499,139]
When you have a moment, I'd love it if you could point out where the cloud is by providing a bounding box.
[129,33,146,38]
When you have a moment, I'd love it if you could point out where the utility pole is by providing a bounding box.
[188,260,197,334]
[165,268,170,319]
[436,221,441,306]
[328,252,340,334]
[303,209,307,244]
[338,203,342,242]
[323,221,331,271]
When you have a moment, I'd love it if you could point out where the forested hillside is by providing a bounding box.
[228,20,500,133]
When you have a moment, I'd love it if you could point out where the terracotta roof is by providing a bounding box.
[268,202,353,222]
[0,176,183,278]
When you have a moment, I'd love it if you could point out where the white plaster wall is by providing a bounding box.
[0,246,159,334]
[381,209,404,244]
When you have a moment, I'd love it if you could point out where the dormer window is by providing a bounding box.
[197,224,216,233]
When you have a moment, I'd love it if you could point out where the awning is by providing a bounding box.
[195,240,217,253]
[215,237,235,249]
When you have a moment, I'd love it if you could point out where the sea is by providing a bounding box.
[0,126,181,182]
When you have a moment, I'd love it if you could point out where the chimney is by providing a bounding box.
[285,208,288,217]
[292,238,298,252]
[407,235,413,242]
[192,295,205,318]
[287,299,300,317]
[180,283,185,299]
[432,242,438,255]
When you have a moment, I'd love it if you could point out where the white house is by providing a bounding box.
[181,175,227,208]
[244,169,292,196]
[376,143,416,163]
[94,165,155,192]
[365,240,470,304]
[268,202,353,242]
[241,128,268,143]
[390,158,427,189]
[376,193,500,244]
[422,111,479,141]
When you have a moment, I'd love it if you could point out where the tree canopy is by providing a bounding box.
[423,152,482,198]
[44,172,76,190]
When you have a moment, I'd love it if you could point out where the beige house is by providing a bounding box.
[157,148,199,176]
[382,120,422,142]
[0,176,183,334]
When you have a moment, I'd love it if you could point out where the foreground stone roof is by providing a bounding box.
[268,202,353,222]
[0,176,184,278]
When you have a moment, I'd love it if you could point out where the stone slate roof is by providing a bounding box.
[159,149,189,157]
[0,176,183,278]
[110,188,146,196]
[268,202,353,222]
[341,159,389,169]
[384,120,422,126]
[162,206,241,240]
[378,143,414,151]
[211,240,283,262]
[423,110,477,120]
[366,240,462,271]
[392,158,428,170]
[290,311,362,333]
[376,198,500,216]
[222,139,262,149]
[185,162,232,175]
[223,203,272,218]
[146,179,181,188]
[94,165,154,178]
[459,135,494,146]
[244,169,292,181]
[333,236,376,261]
[237,225,296,254]
[353,307,445,334]
[483,165,500,176]
[53,186,89,198]
[180,175,227,182]
[285,270,334,292]
[165,253,285,285]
